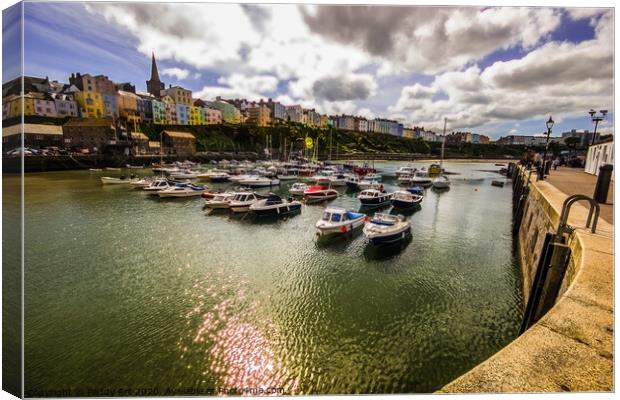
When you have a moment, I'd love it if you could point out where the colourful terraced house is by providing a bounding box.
[73,91,104,118]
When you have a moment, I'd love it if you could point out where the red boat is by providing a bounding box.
[201,189,225,199]
[303,185,338,203]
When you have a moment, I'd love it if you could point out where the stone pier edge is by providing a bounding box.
[438,166,614,393]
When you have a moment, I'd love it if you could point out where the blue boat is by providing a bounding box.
[406,186,424,195]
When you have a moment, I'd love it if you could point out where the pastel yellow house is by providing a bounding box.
[189,106,202,125]
[73,91,104,118]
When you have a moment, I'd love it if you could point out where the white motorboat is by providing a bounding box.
[237,176,280,187]
[345,175,363,190]
[157,183,206,198]
[249,194,302,217]
[105,167,121,171]
[229,174,251,183]
[315,207,367,237]
[143,178,174,192]
[410,170,433,187]
[395,165,416,177]
[357,189,392,206]
[129,177,152,188]
[329,174,348,187]
[364,173,382,181]
[204,193,235,209]
[229,191,260,213]
[169,169,201,179]
[363,213,411,245]
[391,190,423,209]
[100,176,134,185]
[357,180,383,191]
[289,182,309,196]
[432,175,451,189]
[303,185,338,203]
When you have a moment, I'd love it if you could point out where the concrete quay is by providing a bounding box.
[439,166,613,393]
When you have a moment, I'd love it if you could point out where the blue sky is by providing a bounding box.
[9,3,615,139]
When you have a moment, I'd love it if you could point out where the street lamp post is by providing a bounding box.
[539,115,554,180]
[589,109,608,146]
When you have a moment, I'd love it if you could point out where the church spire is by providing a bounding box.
[146,51,165,98]
[150,52,160,81]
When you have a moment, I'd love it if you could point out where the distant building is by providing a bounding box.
[162,85,192,106]
[62,117,116,152]
[151,99,166,124]
[189,106,202,125]
[285,105,303,123]
[115,82,136,93]
[146,52,165,98]
[136,96,153,123]
[69,73,115,95]
[337,115,355,131]
[265,99,286,121]
[163,130,196,156]
[117,90,141,123]
[163,96,177,124]
[205,107,222,125]
[2,123,63,150]
[175,103,190,125]
[73,91,105,119]
[496,135,562,146]
[31,93,57,117]
[354,117,368,132]
[402,127,415,139]
[561,129,593,148]
[247,103,271,126]
[211,99,241,124]
[102,94,119,119]
[2,76,52,97]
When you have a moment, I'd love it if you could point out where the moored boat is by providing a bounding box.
[205,193,235,209]
[363,213,411,245]
[289,182,309,196]
[249,194,302,216]
[303,185,338,203]
[432,175,451,189]
[237,176,280,187]
[157,183,206,198]
[357,180,383,191]
[411,170,433,187]
[357,189,392,206]
[391,190,423,209]
[130,177,153,188]
[406,186,425,195]
[100,176,134,184]
[228,191,260,213]
[143,178,175,192]
[315,207,366,237]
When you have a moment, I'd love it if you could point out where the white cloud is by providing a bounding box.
[389,11,613,132]
[194,73,278,101]
[161,67,190,80]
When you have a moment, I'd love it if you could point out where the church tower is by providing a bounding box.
[146,52,165,98]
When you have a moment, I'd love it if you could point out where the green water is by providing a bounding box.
[19,161,522,395]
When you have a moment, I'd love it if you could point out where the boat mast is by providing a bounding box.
[440,117,447,174]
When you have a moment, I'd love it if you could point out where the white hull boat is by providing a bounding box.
[205,193,235,209]
[289,182,309,196]
[158,183,206,197]
[238,177,280,187]
[315,207,366,237]
[363,213,411,245]
[432,175,451,189]
[229,191,260,213]
[101,176,133,184]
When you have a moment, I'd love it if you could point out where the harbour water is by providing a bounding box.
[18,161,523,394]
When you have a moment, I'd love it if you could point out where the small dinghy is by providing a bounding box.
[315,207,366,237]
[357,189,392,206]
[391,190,423,209]
[289,182,309,196]
[363,213,411,245]
[89,168,102,172]
[157,182,206,198]
[204,193,235,209]
[105,167,121,171]
[100,176,133,184]
[249,194,302,217]
[303,185,338,203]
[130,177,153,188]
[491,180,505,187]
[406,186,424,195]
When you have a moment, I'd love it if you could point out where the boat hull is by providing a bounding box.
[366,226,411,245]
[251,203,301,216]
[315,218,365,236]
[391,199,421,209]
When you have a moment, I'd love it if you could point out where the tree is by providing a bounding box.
[565,136,580,153]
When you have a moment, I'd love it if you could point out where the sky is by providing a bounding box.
[7,2,615,139]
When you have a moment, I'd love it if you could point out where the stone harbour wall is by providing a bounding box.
[439,168,613,393]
